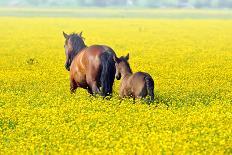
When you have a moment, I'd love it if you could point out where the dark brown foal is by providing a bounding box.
[113,53,154,102]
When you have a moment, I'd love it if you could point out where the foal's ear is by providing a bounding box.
[125,53,129,61]
[63,31,69,39]
[113,55,119,63]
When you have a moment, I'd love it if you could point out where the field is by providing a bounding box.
[0,8,232,154]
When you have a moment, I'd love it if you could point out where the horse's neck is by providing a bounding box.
[121,63,132,77]
[120,73,132,92]
[76,45,87,54]
[72,46,87,58]
[121,72,132,81]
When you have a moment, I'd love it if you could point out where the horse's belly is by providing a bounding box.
[130,76,146,98]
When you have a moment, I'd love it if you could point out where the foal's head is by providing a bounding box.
[63,31,86,71]
[113,53,132,80]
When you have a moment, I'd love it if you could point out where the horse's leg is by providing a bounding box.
[87,86,93,95]
[86,75,100,95]
[120,87,129,99]
[88,81,100,95]
[70,78,78,93]
[133,96,136,104]
[86,67,101,95]
[119,89,125,98]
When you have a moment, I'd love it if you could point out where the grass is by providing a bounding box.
[0,8,232,19]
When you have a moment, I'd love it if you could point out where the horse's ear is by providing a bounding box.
[125,53,129,61]
[63,31,69,39]
[113,55,119,63]
[79,31,83,37]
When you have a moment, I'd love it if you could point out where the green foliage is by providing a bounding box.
[0,0,232,8]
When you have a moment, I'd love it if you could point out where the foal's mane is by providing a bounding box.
[120,56,133,74]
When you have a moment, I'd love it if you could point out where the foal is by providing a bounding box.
[113,54,154,102]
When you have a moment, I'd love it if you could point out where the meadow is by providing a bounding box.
[0,8,232,154]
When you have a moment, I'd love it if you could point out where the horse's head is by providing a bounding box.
[63,31,86,71]
[113,53,130,80]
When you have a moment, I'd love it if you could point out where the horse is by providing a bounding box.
[113,53,154,102]
[63,32,116,97]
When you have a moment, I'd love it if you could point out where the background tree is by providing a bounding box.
[0,0,231,8]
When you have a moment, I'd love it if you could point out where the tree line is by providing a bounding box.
[1,0,232,8]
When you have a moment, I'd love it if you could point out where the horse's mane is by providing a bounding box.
[69,33,87,55]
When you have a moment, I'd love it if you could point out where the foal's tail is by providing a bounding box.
[100,51,116,97]
[145,74,155,102]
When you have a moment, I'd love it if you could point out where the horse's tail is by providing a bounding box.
[145,74,154,102]
[100,51,116,97]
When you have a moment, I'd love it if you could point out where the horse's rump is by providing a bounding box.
[71,45,116,96]
[130,72,154,101]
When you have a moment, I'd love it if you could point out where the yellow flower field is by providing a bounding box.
[0,9,232,154]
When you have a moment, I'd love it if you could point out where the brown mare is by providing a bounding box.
[63,32,116,96]
[113,53,154,102]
